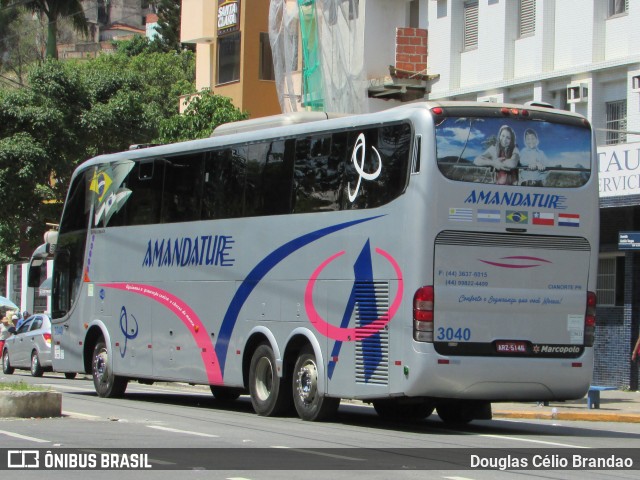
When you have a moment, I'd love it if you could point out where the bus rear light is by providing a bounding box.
[414,286,434,342]
[584,291,596,347]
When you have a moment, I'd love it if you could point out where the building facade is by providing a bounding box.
[426,0,639,389]
[180,0,281,118]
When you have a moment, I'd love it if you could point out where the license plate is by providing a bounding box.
[495,341,528,354]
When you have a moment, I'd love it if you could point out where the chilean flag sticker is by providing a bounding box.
[558,213,580,227]
[532,212,554,226]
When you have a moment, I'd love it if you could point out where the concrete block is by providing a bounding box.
[0,391,62,418]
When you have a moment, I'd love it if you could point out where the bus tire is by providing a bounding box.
[436,401,475,425]
[248,344,292,416]
[92,340,128,398]
[210,386,241,402]
[2,350,14,374]
[30,351,44,377]
[373,399,434,421]
[292,346,340,421]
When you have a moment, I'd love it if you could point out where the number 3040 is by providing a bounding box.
[436,327,471,341]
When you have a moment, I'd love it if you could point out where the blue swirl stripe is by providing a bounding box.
[215,216,382,373]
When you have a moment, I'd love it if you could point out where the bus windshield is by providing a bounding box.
[435,116,592,188]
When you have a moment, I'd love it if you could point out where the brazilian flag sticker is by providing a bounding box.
[506,211,528,224]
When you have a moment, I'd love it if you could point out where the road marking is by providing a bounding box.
[62,411,101,420]
[444,477,476,480]
[146,425,219,437]
[479,434,589,448]
[0,429,50,443]
[38,384,95,392]
[271,446,364,462]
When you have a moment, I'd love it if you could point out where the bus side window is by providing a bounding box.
[294,134,342,213]
[202,148,246,220]
[343,124,411,210]
[244,140,294,217]
[161,153,205,224]
[124,160,164,226]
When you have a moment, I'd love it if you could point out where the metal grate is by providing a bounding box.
[355,282,389,385]
[606,100,627,145]
[436,231,591,251]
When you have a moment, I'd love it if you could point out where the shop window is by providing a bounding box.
[597,256,625,307]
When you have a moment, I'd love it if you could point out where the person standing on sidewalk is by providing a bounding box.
[633,334,640,362]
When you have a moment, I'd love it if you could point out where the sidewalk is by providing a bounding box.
[492,389,640,423]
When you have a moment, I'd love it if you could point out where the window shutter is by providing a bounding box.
[463,1,479,50]
[519,0,536,37]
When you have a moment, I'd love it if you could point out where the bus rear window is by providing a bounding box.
[435,117,591,188]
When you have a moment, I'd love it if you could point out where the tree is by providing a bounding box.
[150,0,188,53]
[0,48,247,263]
[157,91,249,144]
[0,4,42,86]
[0,0,89,59]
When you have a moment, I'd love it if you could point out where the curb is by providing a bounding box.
[493,410,640,423]
[0,391,62,418]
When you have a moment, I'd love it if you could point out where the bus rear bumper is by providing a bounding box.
[402,351,594,401]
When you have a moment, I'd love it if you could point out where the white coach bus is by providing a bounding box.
[32,101,599,424]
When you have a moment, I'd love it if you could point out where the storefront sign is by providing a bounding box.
[619,231,640,250]
[598,142,640,198]
[218,0,240,36]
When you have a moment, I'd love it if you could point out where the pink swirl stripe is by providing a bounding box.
[304,248,404,341]
[99,282,223,385]
[479,256,551,269]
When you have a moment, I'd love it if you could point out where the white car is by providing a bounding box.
[2,314,52,377]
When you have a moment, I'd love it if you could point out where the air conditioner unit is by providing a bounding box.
[478,95,500,103]
[631,75,640,93]
[567,83,588,103]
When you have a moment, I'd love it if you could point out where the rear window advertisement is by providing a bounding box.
[436,117,591,188]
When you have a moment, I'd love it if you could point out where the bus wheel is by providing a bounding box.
[2,350,14,375]
[210,386,241,402]
[436,401,475,425]
[373,399,434,421]
[249,344,292,416]
[293,346,340,421]
[92,340,128,398]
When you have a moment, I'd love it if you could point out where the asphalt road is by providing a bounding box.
[1,372,640,479]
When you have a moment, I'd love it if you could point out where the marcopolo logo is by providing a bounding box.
[533,344,581,355]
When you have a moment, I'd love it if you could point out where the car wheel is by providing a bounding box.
[31,351,44,377]
[2,350,14,374]
[64,372,77,380]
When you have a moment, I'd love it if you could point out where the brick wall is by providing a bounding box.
[395,28,427,78]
